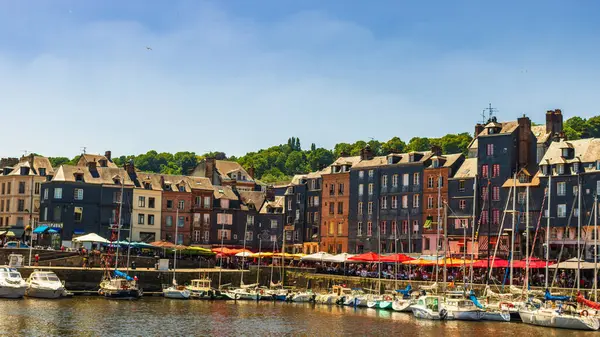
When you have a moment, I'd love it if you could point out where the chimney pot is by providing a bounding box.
[104,151,112,161]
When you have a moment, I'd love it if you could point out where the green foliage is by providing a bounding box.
[563,115,600,140]
[48,157,71,167]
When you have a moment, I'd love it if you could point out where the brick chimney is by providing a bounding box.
[205,157,216,181]
[266,186,275,202]
[517,115,532,169]
[124,159,135,176]
[474,124,485,137]
[104,150,112,161]
[431,145,442,156]
[360,145,373,160]
[247,166,255,179]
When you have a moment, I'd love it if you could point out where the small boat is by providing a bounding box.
[392,298,414,312]
[316,285,353,305]
[411,295,451,320]
[265,287,289,301]
[444,292,483,321]
[481,309,511,322]
[163,280,191,299]
[0,266,26,299]
[25,270,67,299]
[98,270,142,300]
[187,279,223,300]
[291,291,315,303]
[519,304,599,331]
[223,287,259,301]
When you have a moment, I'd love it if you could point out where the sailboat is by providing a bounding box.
[519,176,600,331]
[99,180,142,300]
[162,204,190,299]
[391,285,415,312]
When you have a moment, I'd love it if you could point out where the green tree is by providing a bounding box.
[381,137,406,154]
[48,157,71,167]
[405,137,431,152]
[307,148,335,171]
[285,151,305,174]
[173,151,198,175]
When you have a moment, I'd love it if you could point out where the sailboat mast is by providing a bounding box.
[435,174,441,283]
[577,175,582,293]
[394,220,398,290]
[240,216,249,286]
[115,179,124,269]
[408,206,412,282]
[281,229,285,287]
[377,216,381,294]
[525,185,530,289]
[256,235,262,285]
[595,193,598,302]
[217,210,226,289]
[173,203,179,283]
[545,174,552,289]
[469,174,478,287]
[443,202,448,291]
[510,174,516,286]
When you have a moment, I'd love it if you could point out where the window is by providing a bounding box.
[557,204,567,218]
[380,196,387,209]
[403,174,409,186]
[74,188,83,201]
[245,231,253,242]
[597,180,600,196]
[413,194,420,208]
[246,215,254,225]
[0,183,3,195]
[221,199,229,209]
[314,196,320,206]
[43,188,48,200]
[148,214,154,225]
[428,176,434,188]
[413,173,420,185]
[367,222,373,236]
[359,171,364,179]
[368,202,373,214]
[481,210,488,225]
[34,183,40,195]
[296,193,301,203]
[542,165,549,175]
[432,159,439,168]
[217,213,232,224]
[337,202,343,214]
[573,185,578,196]
[492,186,500,201]
[0,200,3,212]
[487,144,494,156]
[402,195,408,209]
[53,206,61,222]
[113,191,122,203]
[427,197,434,209]
[338,183,344,195]
[296,209,300,220]
[402,220,408,234]
[5,200,8,212]
[43,207,47,221]
[267,219,277,229]
[492,209,500,224]
[381,175,388,188]
[492,164,500,178]
[557,164,565,174]
[358,202,363,215]
[149,197,156,209]
[138,214,145,224]
[381,221,387,235]
[392,174,398,187]
[437,176,443,187]
[368,170,374,178]
[17,199,24,212]
[178,216,184,227]
[357,222,363,236]
[328,222,334,235]
[178,200,185,210]
[195,196,201,206]
[288,199,292,211]
[178,185,185,192]
[459,200,466,210]
[18,182,25,194]
[204,196,211,208]
[337,222,343,235]
[518,174,528,183]
[166,200,173,209]
[74,207,83,223]
[217,230,231,240]
[481,186,488,200]
[358,184,364,196]
[166,216,173,226]
[329,203,334,214]
[557,182,566,196]
[368,184,373,195]
[482,165,489,178]
[54,188,63,199]
[391,196,398,209]
[6,182,10,194]
[329,184,335,196]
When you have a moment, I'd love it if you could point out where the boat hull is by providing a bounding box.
[481,311,511,322]
[292,293,314,303]
[520,309,600,331]
[189,290,224,300]
[392,300,412,312]
[450,310,483,321]
[100,288,142,300]
[0,286,26,299]
[163,289,191,299]
[26,286,65,299]
[378,301,393,310]
[411,306,449,320]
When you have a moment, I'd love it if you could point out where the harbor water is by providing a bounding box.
[0,297,596,337]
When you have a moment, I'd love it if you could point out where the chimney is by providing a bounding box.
[517,115,532,169]
[247,166,255,179]
[205,157,216,181]
[124,159,135,176]
[474,124,484,137]
[360,145,373,160]
[431,145,442,156]
[266,186,275,202]
[104,150,112,161]
[160,176,165,189]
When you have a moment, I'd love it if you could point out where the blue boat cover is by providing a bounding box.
[395,285,412,296]
[114,270,134,281]
[469,291,485,309]
[544,289,571,302]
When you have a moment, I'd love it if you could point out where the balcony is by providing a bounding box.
[401,186,409,192]
[412,184,422,192]
[411,208,420,215]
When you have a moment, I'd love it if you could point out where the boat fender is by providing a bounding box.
[499,302,514,309]
[581,310,589,317]
[260,289,264,295]
[384,295,392,301]
[440,309,448,320]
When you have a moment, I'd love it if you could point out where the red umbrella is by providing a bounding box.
[513,257,549,269]
[472,258,509,268]
[212,247,237,256]
[348,252,382,262]
[379,254,415,263]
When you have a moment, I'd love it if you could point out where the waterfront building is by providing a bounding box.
[283,175,307,253]
[0,155,54,239]
[349,147,431,254]
[40,162,134,246]
[192,158,257,191]
[76,151,118,169]
[238,190,266,250]
[256,195,285,251]
[128,167,163,243]
[539,138,600,260]
[321,156,362,254]
[304,171,324,254]
[421,148,464,255]
[210,185,242,248]
[447,158,479,257]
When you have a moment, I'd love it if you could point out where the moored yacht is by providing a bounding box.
[187,279,223,299]
[411,295,450,320]
[0,266,26,299]
[99,270,142,300]
[25,270,67,299]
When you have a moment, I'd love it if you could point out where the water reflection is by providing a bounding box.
[0,298,596,336]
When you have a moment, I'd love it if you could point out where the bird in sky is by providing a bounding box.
[146,47,152,51]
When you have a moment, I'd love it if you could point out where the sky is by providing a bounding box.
[1,0,600,158]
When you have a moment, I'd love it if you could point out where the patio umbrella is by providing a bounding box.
[548,257,596,270]
[403,258,436,266]
[235,251,254,257]
[513,257,550,269]
[472,258,509,268]
[348,252,381,262]
[212,247,237,256]
[435,258,474,267]
[379,254,414,263]
[72,233,110,244]
[301,252,334,262]
[149,240,176,248]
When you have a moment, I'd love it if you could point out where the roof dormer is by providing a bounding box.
[112,175,121,185]
[485,117,502,134]
[560,142,574,159]
[387,154,401,165]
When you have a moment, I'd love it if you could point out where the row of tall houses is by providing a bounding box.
[0,153,285,250]
[3,108,600,259]
[283,109,600,260]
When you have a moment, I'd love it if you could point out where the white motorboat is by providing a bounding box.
[519,304,600,331]
[392,298,414,312]
[0,266,26,299]
[444,295,483,321]
[481,309,511,322]
[316,286,353,305]
[187,279,223,299]
[223,287,259,301]
[411,295,451,320]
[25,270,67,299]
[291,291,315,303]
[163,280,191,299]
[367,295,384,309]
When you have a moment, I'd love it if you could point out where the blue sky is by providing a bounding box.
[1,0,599,158]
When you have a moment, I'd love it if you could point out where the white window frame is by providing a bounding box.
[54,188,62,199]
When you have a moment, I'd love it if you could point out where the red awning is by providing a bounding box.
[513,257,551,269]
[379,254,415,263]
[348,252,382,262]
[472,258,509,268]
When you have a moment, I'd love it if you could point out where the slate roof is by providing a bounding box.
[259,196,285,214]
[77,154,117,168]
[52,165,135,186]
[451,158,478,179]
[539,138,600,166]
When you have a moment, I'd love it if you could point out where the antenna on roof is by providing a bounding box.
[21,150,28,157]
[81,147,87,155]
[483,103,498,123]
